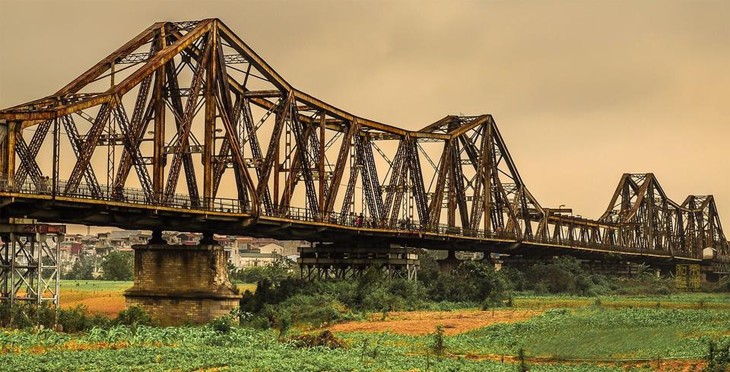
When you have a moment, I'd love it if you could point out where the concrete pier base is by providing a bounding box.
[437,250,462,273]
[123,243,241,326]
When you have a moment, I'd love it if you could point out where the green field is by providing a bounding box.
[2,283,729,371]
[0,280,730,371]
[61,280,133,292]
[1,307,728,370]
[512,293,730,310]
[0,325,619,371]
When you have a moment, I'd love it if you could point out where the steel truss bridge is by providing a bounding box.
[0,19,727,269]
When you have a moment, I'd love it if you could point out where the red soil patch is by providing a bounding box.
[328,309,541,336]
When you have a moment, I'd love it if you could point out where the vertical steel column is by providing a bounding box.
[106,114,116,198]
[318,112,326,219]
[9,232,15,306]
[52,117,59,196]
[4,121,16,188]
[272,111,281,210]
[203,23,218,209]
[53,232,60,307]
[152,30,167,202]
[484,123,493,232]
[0,234,8,302]
[35,232,41,304]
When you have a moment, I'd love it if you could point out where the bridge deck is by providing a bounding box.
[0,189,701,264]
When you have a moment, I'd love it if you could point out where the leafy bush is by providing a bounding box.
[116,305,154,327]
[431,325,445,358]
[57,305,110,332]
[0,302,55,329]
[705,338,730,371]
[63,255,98,280]
[209,315,235,334]
[0,302,110,333]
[426,260,511,305]
[230,259,296,284]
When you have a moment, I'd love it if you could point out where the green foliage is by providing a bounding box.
[0,302,109,332]
[416,249,441,287]
[1,303,727,371]
[426,260,511,305]
[100,251,134,281]
[61,280,133,292]
[240,269,429,329]
[63,255,97,280]
[705,339,730,371]
[115,305,154,327]
[2,325,615,371]
[229,259,295,284]
[448,308,730,360]
[494,256,679,297]
[521,256,604,295]
[209,315,235,334]
[0,302,56,329]
[288,330,347,349]
[518,348,529,372]
[57,305,110,332]
[432,325,445,358]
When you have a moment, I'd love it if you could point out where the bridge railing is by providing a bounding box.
[0,176,252,214]
[0,175,705,259]
[273,205,518,239]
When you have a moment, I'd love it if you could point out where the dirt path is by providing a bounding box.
[328,309,541,336]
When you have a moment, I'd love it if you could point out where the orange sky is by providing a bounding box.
[1,0,729,234]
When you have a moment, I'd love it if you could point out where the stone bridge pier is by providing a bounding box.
[123,232,241,325]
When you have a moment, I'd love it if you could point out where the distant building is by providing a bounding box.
[57,229,304,274]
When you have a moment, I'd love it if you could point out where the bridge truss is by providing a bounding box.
[0,19,727,264]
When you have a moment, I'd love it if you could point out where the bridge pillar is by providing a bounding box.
[124,242,241,326]
[437,250,462,273]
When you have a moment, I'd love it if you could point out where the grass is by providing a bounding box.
[512,292,730,310]
[4,287,729,370]
[61,280,133,292]
[0,326,619,371]
[448,307,730,360]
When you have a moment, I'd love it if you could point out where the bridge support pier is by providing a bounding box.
[437,250,462,273]
[124,242,241,326]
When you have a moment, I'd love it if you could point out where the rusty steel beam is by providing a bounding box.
[323,119,358,216]
[56,23,165,96]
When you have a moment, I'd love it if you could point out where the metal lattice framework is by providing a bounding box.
[0,223,65,306]
[0,19,727,263]
[598,174,728,258]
